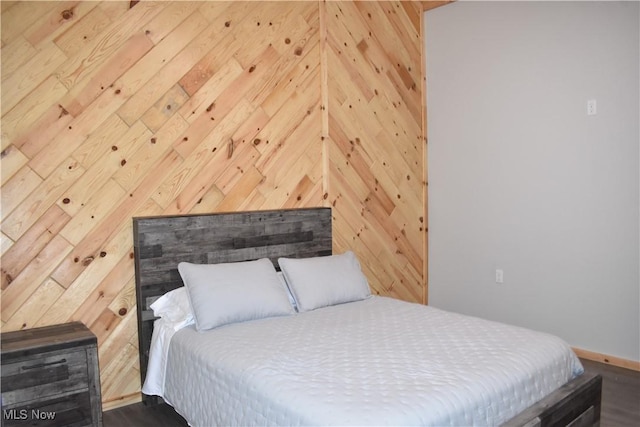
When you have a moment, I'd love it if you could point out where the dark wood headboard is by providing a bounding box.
[133,207,332,404]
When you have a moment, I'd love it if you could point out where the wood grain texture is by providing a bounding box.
[503,373,602,427]
[421,1,455,12]
[573,347,640,372]
[1,322,103,426]
[325,1,426,303]
[1,1,427,407]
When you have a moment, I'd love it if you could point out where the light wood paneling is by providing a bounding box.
[1,1,426,407]
[421,1,455,11]
[325,1,426,303]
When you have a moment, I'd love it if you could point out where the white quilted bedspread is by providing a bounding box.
[162,296,583,426]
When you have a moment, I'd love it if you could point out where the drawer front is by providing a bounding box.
[567,405,595,427]
[1,391,92,427]
[1,349,89,407]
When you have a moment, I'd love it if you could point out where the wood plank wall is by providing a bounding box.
[1,1,426,408]
[325,1,426,303]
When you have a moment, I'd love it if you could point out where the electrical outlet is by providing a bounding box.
[587,99,597,116]
[495,269,504,284]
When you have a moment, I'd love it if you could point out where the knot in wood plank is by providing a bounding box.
[227,139,234,159]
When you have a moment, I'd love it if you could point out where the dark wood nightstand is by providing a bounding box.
[1,322,103,426]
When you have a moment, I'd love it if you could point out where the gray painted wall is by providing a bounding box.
[425,1,639,361]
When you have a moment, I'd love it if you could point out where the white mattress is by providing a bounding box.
[159,296,583,426]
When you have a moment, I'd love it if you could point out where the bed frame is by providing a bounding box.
[133,207,601,426]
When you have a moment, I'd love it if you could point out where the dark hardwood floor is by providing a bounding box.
[103,401,188,427]
[103,358,640,426]
[581,359,640,427]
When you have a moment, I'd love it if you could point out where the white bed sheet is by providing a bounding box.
[155,296,583,426]
[142,318,179,396]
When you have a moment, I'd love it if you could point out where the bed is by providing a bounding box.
[133,207,602,426]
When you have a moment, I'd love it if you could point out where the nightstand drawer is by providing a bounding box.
[2,392,92,427]
[1,349,89,407]
[1,322,102,426]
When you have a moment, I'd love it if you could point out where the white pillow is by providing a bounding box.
[178,258,294,331]
[149,287,194,331]
[278,251,371,312]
